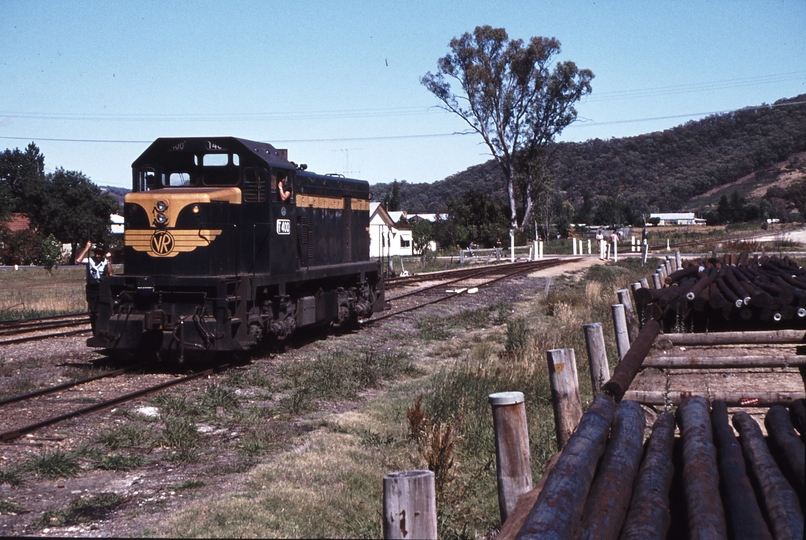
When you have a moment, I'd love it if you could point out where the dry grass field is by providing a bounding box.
[0,266,89,320]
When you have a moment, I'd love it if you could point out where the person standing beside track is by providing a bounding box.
[76,240,113,331]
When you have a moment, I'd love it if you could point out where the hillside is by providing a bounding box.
[371,94,806,218]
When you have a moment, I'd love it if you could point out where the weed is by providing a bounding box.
[225,368,274,390]
[98,423,153,449]
[492,301,514,325]
[503,317,531,362]
[279,347,419,408]
[94,453,147,471]
[161,416,200,448]
[200,383,240,412]
[406,395,429,444]
[152,393,200,417]
[0,468,23,486]
[26,450,80,479]
[0,499,28,514]
[238,431,276,457]
[163,449,199,464]
[424,423,455,497]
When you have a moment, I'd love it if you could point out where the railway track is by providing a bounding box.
[0,312,91,345]
[370,258,576,323]
[0,258,576,440]
[0,362,226,442]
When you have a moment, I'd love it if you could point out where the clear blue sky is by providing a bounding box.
[1,0,804,190]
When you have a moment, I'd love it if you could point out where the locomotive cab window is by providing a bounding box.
[273,171,293,202]
[202,153,239,186]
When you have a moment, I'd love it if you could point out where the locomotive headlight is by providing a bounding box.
[156,200,168,212]
[155,212,168,225]
[191,204,200,214]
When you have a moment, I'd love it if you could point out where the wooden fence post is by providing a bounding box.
[383,470,437,540]
[489,391,533,523]
[612,304,630,360]
[547,348,583,449]
[617,288,641,340]
[583,323,610,397]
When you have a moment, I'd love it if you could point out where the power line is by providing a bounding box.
[0,101,803,146]
[1,72,803,123]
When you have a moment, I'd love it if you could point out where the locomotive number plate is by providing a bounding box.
[276,219,291,235]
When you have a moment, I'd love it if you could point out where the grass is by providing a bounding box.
[278,348,421,414]
[25,450,81,479]
[152,258,654,538]
[0,266,87,321]
[94,453,147,471]
[97,423,154,450]
[1,256,665,536]
[0,468,23,486]
[0,499,28,514]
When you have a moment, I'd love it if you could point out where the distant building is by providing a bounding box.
[649,212,706,226]
[369,203,413,257]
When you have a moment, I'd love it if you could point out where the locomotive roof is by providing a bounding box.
[132,137,296,169]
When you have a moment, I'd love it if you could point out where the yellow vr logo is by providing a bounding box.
[150,230,175,256]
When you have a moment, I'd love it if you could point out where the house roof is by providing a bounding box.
[2,213,31,232]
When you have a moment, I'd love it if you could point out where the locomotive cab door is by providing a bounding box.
[268,169,297,277]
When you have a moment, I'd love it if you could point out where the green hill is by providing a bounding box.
[371,95,806,220]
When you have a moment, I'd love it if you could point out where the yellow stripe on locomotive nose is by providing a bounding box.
[126,229,224,257]
[125,187,241,228]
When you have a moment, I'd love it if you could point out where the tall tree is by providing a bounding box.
[422,25,592,231]
[0,142,47,216]
[36,168,119,259]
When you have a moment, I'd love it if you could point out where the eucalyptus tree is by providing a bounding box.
[422,25,593,231]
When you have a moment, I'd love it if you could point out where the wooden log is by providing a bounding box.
[732,412,804,540]
[657,329,806,346]
[602,319,661,401]
[515,395,617,540]
[579,401,645,540]
[583,322,610,397]
[383,470,437,540]
[612,304,630,360]
[642,354,806,369]
[495,452,562,540]
[652,273,662,289]
[624,390,806,406]
[724,267,751,305]
[676,396,727,539]
[546,348,583,450]
[716,276,743,308]
[488,392,533,523]
[708,282,728,310]
[764,405,805,496]
[665,264,700,285]
[619,412,676,540]
[710,401,772,540]
[617,288,640,342]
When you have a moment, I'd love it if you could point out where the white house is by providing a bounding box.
[369,203,414,257]
[649,213,706,226]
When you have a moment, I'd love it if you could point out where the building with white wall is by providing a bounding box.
[369,203,413,258]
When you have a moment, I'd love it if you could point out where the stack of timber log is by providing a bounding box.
[502,397,805,540]
[634,253,806,332]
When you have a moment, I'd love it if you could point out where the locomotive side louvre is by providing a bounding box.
[91,137,383,359]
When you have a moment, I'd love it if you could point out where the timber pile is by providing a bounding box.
[634,253,806,332]
[505,396,805,540]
